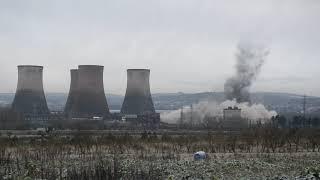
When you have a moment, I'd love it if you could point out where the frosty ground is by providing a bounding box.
[1,129,320,179]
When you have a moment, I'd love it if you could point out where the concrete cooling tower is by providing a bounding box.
[64,69,78,116]
[69,65,110,117]
[121,69,155,115]
[11,65,49,115]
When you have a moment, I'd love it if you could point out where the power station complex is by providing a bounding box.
[10,65,160,129]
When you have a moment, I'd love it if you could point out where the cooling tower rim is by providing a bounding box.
[18,65,43,69]
[127,69,150,71]
[78,65,104,69]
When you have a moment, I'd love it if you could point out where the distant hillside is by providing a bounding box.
[1,92,320,115]
[0,93,123,111]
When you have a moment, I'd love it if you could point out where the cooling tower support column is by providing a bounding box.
[12,65,49,115]
[72,65,110,118]
[121,69,155,115]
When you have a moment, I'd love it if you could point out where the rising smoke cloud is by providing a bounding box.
[224,43,269,103]
[161,42,277,124]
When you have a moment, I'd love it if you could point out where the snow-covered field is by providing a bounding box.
[2,151,319,179]
[1,130,320,179]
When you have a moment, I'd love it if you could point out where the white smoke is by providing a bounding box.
[161,99,277,124]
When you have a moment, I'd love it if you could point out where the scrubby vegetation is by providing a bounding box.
[1,128,320,179]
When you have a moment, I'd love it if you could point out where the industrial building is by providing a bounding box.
[222,106,247,129]
[223,106,241,120]
[11,65,49,126]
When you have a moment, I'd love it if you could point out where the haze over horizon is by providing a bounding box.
[1,0,319,96]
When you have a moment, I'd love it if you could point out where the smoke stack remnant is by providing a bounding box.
[224,43,269,103]
[64,69,78,116]
[121,69,155,115]
[12,65,49,115]
[71,65,110,117]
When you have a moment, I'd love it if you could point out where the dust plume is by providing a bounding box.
[161,100,277,124]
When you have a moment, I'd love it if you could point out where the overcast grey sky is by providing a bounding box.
[0,0,319,96]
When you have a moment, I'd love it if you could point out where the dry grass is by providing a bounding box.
[1,128,320,179]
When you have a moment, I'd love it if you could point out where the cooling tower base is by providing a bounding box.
[12,90,49,115]
[72,91,110,118]
[121,95,155,115]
